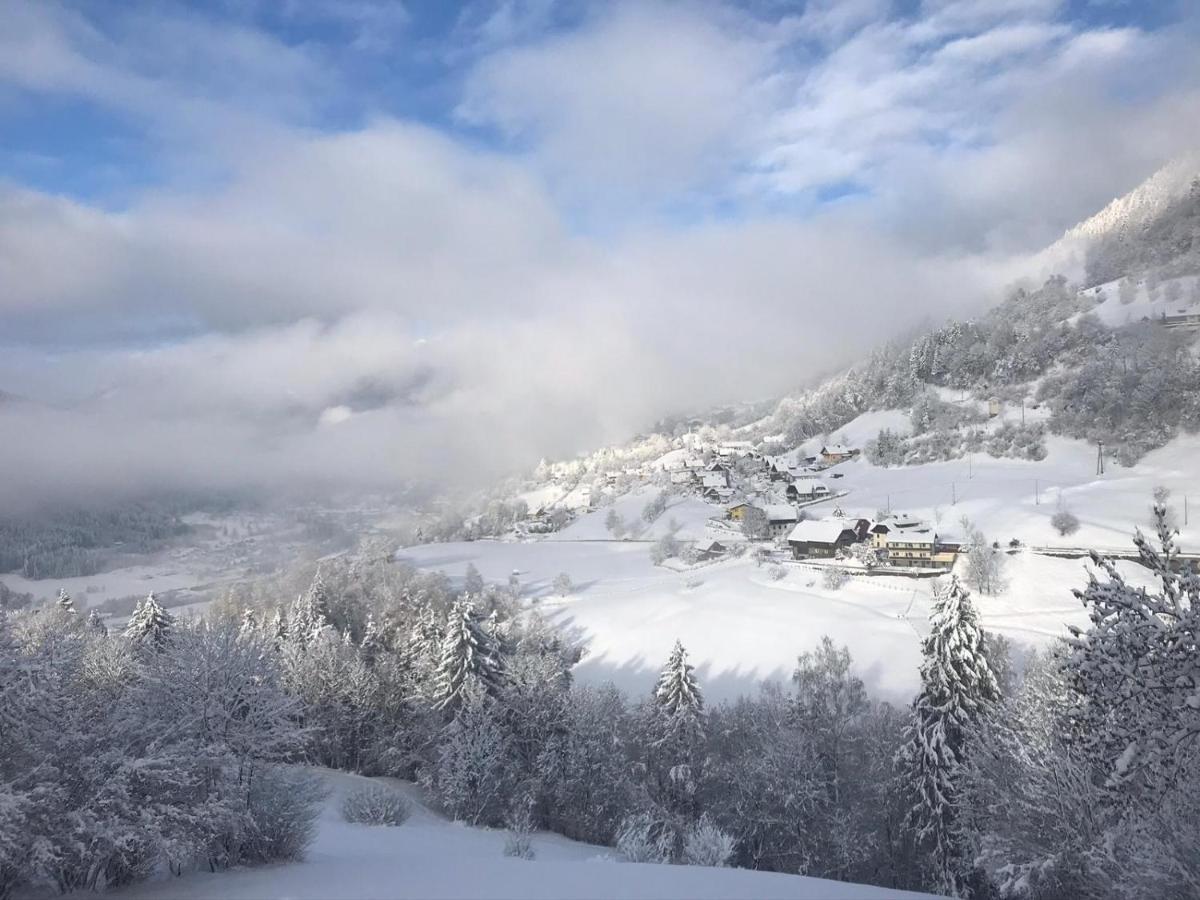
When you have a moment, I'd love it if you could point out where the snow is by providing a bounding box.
[1080,274,1200,327]
[0,564,209,609]
[112,769,942,900]
[548,486,727,543]
[399,426,1200,704]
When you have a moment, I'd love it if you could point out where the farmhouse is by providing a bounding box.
[763,456,793,482]
[871,515,959,570]
[694,539,727,560]
[761,505,800,539]
[787,519,861,558]
[819,443,857,464]
[727,502,753,521]
[786,477,831,502]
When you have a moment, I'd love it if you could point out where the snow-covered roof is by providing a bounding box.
[700,472,727,487]
[789,477,829,493]
[787,519,855,544]
[694,539,726,553]
[822,443,854,455]
[762,504,799,523]
[888,528,935,545]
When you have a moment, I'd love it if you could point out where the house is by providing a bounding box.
[820,443,857,464]
[727,502,753,521]
[717,441,755,458]
[703,486,735,503]
[787,519,862,558]
[699,471,729,490]
[786,477,831,502]
[694,539,727,560]
[761,504,801,539]
[670,469,693,485]
[871,516,958,569]
[763,456,794,482]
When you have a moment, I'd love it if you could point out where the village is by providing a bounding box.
[513,430,966,579]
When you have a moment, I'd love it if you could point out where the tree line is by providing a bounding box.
[3,506,1197,897]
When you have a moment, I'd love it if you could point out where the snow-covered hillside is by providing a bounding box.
[400,416,1198,703]
[113,770,941,900]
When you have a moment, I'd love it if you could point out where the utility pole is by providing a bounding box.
[968,455,973,479]
[952,481,957,505]
[1096,441,1105,476]
[1035,479,1040,506]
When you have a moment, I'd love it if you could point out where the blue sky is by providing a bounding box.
[2,0,1192,214]
[0,0,1197,499]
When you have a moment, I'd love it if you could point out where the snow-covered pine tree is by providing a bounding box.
[1065,503,1200,793]
[84,609,107,636]
[239,608,257,636]
[289,569,331,647]
[646,640,706,825]
[269,607,288,645]
[433,599,504,713]
[124,592,174,650]
[359,614,382,666]
[55,588,75,613]
[654,639,704,744]
[899,575,999,896]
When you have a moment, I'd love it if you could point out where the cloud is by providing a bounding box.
[458,3,782,208]
[0,0,1198,508]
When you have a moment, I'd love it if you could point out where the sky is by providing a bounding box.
[1,0,1199,507]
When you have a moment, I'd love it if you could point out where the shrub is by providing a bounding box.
[616,813,673,864]
[822,566,851,590]
[503,797,536,860]
[341,785,411,827]
[682,816,735,868]
[1051,509,1080,537]
[241,767,328,864]
[768,566,787,581]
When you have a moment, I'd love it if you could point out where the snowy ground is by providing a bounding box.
[113,770,942,900]
[401,424,1195,702]
[401,535,1162,702]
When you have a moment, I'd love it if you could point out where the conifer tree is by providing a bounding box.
[124,592,174,650]
[84,609,107,636]
[654,639,704,744]
[899,575,999,896]
[289,569,331,647]
[433,600,503,713]
[239,607,257,636]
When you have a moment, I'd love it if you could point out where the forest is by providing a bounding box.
[2,506,1196,899]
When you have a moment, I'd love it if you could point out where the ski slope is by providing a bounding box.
[114,770,942,900]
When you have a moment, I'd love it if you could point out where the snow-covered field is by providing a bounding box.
[114,770,941,900]
[401,424,1195,702]
[400,535,1162,702]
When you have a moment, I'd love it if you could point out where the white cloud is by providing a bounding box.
[0,0,1198,505]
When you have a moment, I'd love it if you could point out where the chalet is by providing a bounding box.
[786,478,831,502]
[717,441,755,458]
[787,519,861,558]
[872,516,958,570]
[763,456,793,482]
[694,539,727,560]
[702,486,735,504]
[762,504,801,539]
[699,471,729,490]
[727,502,753,522]
[819,443,857,464]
